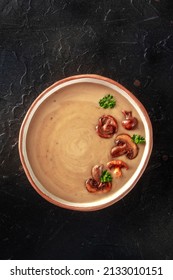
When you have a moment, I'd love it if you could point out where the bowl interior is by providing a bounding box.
[19,75,153,211]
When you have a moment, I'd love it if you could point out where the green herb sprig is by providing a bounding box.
[99,94,116,109]
[132,134,146,144]
[100,170,113,183]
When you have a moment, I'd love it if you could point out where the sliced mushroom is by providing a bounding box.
[85,178,98,193]
[111,134,138,159]
[122,110,138,130]
[91,164,104,183]
[85,164,112,194]
[85,179,112,194]
[111,140,127,157]
[96,115,118,138]
[107,160,129,178]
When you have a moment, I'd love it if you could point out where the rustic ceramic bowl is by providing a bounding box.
[19,74,153,211]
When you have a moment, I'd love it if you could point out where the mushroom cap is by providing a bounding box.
[85,178,112,194]
[114,134,138,159]
[107,160,129,178]
[91,164,104,183]
[107,160,129,170]
[121,110,138,130]
[96,115,118,138]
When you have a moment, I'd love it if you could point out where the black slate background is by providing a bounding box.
[0,0,173,260]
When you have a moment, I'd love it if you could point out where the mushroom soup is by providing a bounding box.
[26,82,145,203]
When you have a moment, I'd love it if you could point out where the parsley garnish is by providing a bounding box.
[99,94,116,109]
[100,170,113,183]
[132,134,146,144]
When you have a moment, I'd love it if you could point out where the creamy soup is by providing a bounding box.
[26,82,145,203]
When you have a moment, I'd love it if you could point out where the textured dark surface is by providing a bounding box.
[0,0,173,260]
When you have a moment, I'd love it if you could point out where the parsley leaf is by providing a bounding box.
[100,170,113,183]
[131,134,146,144]
[99,94,116,109]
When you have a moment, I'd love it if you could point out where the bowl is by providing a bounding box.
[19,74,153,211]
